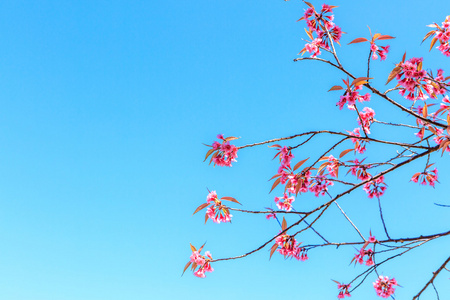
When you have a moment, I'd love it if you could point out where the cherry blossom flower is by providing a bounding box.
[363,175,387,198]
[206,134,239,167]
[274,193,295,211]
[395,57,428,101]
[327,155,340,178]
[204,191,233,223]
[347,128,367,153]
[373,276,398,298]
[275,233,307,260]
[357,107,375,134]
[336,282,351,298]
[427,16,450,56]
[266,212,277,220]
[309,175,333,196]
[337,85,371,110]
[411,168,439,187]
[353,247,374,266]
[186,246,214,278]
[348,158,371,181]
[370,43,390,61]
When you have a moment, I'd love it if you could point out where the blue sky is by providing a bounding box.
[0,0,448,299]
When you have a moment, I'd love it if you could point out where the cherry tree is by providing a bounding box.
[184,2,450,299]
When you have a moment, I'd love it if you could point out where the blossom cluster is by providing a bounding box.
[426,15,450,56]
[205,191,233,223]
[411,167,439,187]
[353,235,377,266]
[186,245,214,278]
[363,175,387,199]
[370,43,390,61]
[309,175,333,197]
[347,128,367,153]
[373,276,398,298]
[205,134,238,167]
[395,57,428,101]
[337,85,371,110]
[348,158,371,181]
[193,191,237,224]
[336,282,351,299]
[274,193,295,211]
[299,3,342,58]
[275,233,308,261]
[357,107,375,134]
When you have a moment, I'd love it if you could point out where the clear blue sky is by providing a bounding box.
[0,0,448,299]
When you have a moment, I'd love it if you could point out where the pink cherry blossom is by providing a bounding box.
[363,175,387,198]
[373,276,398,298]
[336,282,351,298]
[274,193,295,211]
[357,107,375,134]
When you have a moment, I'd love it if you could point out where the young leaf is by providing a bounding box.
[204,149,216,162]
[269,177,281,193]
[205,213,209,224]
[269,243,278,259]
[402,52,406,63]
[293,157,310,171]
[182,261,192,276]
[328,85,344,92]
[304,28,313,40]
[347,37,368,45]
[221,196,242,205]
[193,203,210,215]
[190,243,197,252]
[377,34,395,40]
[386,66,402,85]
[372,33,381,41]
[225,136,239,142]
[423,103,428,118]
[281,217,287,231]
[339,148,354,158]
[351,77,372,87]
[430,37,438,51]
[422,31,434,44]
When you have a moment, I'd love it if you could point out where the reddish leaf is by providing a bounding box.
[430,37,438,51]
[386,66,402,85]
[204,149,216,162]
[282,217,287,231]
[193,203,210,215]
[372,33,381,41]
[190,243,197,252]
[401,52,406,63]
[198,242,206,253]
[304,28,313,40]
[221,196,242,205]
[339,148,354,158]
[293,157,310,171]
[269,177,281,193]
[268,144,282,148]
[191,262,198,271]
[225,136,239,142]
[269,243,278,259]
[347,37,368,45]
[182,261,192,275]
[377,34,395,40]
[351,77,372,87]
[328,85,344,92]
[423,103,428,118]
[304,1,314,8]
[205,213,209,224]
[422,31,435,44]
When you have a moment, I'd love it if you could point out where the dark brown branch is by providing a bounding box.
[412,255,450,300]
